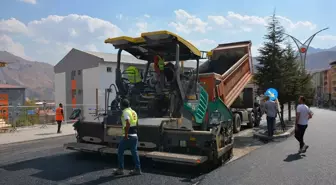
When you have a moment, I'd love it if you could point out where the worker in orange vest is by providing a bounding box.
[55,103,64,133]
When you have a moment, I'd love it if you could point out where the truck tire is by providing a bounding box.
[247,112,254,128]
[233,113,241,133]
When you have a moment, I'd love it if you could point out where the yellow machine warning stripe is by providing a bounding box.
[140,30,201,57]
[104,36,145,44]
[206,51,213,57]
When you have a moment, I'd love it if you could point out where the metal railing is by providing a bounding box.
[0,105,55,131]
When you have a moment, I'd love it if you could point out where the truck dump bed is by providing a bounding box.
[199,41,253,107]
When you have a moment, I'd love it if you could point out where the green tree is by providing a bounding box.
[254,13,285,91]
[281,42,301,120]
[254,13,287,113]
[282,42,314,113]
[295,70,314,106]
[254,12,309,123]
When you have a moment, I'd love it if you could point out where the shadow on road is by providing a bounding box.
[0,152,210,184]
[283,153,306,162]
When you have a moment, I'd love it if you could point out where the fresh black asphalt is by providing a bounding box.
[0,108,334,185]
[199,108,336,185]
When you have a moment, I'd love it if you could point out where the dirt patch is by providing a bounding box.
[229,129,265,163]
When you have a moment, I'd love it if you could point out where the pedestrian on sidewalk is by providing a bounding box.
[264,96,278,138]
[295,96,313,153]
[55,103,64,134]
[113,99,142,176]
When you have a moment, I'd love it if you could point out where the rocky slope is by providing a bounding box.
[0,51,54,100]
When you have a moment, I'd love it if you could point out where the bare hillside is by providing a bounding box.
[0,51,54,100]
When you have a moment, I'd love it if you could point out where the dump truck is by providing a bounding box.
[199,42,261,133]
[64,30,255,167]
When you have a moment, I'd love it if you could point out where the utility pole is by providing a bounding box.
[284,27,329,72]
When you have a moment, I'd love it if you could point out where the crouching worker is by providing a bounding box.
[113,99,142,175]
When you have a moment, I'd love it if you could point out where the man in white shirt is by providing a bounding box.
[295,96,313,153]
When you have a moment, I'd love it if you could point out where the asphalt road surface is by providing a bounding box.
[0,128,263,185]
[0,135,207,185]
[1,107,326,185]
[199,107,336,185]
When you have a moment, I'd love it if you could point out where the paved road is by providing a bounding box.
[0,108,294,185]
[199,108,336,185]
[0,129,265,185]
[0,135,207,185]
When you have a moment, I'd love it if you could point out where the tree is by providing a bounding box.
[282,42,314,113]
[295,70,314,106]
[254,12,310,123]
[254,13,286,92]
[281,42,301,120]
[254,13,288,116]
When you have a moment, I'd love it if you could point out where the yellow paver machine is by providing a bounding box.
[64,30,258,167]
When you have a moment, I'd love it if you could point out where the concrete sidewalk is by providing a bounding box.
[0,123,75,145]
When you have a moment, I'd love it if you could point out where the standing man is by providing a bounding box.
[295,96,313,153]
[264,96,278,138]
[153,55,165,91]
[114,99,141,176]
[55,103,64,134]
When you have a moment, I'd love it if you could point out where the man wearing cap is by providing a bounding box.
[113,99,142,175]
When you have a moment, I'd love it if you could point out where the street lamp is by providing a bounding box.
[284,27,329,71]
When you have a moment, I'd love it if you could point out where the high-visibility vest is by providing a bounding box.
[121,108,138,135]
[157,55,165,70]
[55,107,64,121]
[125,66,141,84]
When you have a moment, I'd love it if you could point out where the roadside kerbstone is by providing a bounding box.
[253,119,295,141]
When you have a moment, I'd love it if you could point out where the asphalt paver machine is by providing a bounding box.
[64,30,255,167]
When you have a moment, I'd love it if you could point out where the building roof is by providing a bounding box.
[308,68,329,74]
[84,51,147,65]
[84,50,205,68]
[0,84,24,89]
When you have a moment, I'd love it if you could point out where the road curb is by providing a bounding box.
[0,133,75,146]
[253,125,295,140]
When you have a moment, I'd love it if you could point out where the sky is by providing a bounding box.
[1,0,336,65]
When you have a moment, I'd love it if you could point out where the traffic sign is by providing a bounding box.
[264,88,278,101]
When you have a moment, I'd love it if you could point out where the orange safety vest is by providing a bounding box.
[55,107,64,121]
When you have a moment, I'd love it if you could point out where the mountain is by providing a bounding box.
[305,46,336,54]
[306,51,336,70]
[0,51,54,100]
[252,45,336,71]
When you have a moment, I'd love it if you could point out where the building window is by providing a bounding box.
[71,70,76,80]
[77,70,81,75]
[107,67,112,72]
